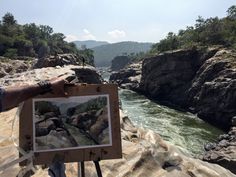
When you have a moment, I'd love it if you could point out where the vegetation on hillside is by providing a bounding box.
[150,6,236,54]
[92,41,153,66]
[0,13,94,65]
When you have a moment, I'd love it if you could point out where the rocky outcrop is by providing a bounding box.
[139,48,216,106]
[111,55,130,71]
[0,65,235,177]
[138,48,236,130]
[0,59,33,78]
[203,126,236,174]
[71,67,103,84]
[33,53,81,68]
[110,48,236,130]
[187,49,236,129]
[109,61,142,90]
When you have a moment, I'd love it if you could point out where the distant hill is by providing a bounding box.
[73,40,109,49]
[92,41,153,66]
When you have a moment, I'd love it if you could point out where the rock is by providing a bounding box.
[33,53,81,68]
[0,64,235,177]
[111,55,131,71]
[109,61,142,91]
[204,143,216,151]
[232,116,236,126]
[139,48,206,107]
[132,48,236,130]
[0,59,32,78]
[203,127,236,174]
[89,107,109,143]
[188,49,236,129]
[72,67,103,84]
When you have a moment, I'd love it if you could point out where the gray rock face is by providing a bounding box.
[72,67,103,84]
[111,56,130,71]
[203,127,236,174]
[139,48,236,130]
[0,59,32,78]
[109,61,142,91]
[34,53,80,68]
[187,49,236,129]
[139,49,210,106]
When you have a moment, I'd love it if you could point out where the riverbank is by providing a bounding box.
[109,47,236,173]
[0,65,235,176]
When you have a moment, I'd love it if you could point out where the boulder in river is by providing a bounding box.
[203,126,236,174]
[109,61,142,91]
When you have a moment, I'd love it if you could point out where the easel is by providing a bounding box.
[70,63,103,177]
[78,161,102,177]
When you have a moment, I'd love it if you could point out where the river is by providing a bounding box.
[99,67,224,156]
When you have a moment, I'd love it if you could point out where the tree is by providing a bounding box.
[39,25,53,39]
[2,12,17,26]
[227,5,236,19]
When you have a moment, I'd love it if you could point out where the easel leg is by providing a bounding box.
[94,161,102,177]
[78,162,85,177]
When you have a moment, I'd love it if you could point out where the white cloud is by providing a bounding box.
[108,30,126,39]
[83,29,90,34]
[65,34,79,42]
[81,29,96,40]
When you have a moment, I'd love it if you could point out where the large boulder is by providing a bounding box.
[187,49,236,129]
[72,67,103,84]
[203,126,236,174]
[139,47,236,130]
[109,61,142,90]
[139,48,217,107]
[34,53,80,68]
[0,58,32,78]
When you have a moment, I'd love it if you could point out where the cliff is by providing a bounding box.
[109,47,236,173]
[111,47,236,130]
[0,64,235,176]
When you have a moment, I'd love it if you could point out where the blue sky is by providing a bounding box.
[0,0,235,43]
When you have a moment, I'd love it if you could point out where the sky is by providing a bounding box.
[0,0,235,43]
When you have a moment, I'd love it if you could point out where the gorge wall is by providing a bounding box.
[110,47,236,130]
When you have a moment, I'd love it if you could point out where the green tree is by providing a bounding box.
[227,5,236,19]
[2,12,16,26]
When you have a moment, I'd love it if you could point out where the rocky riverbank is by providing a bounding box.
[109,47,236,173]
[0,64,235,176]
[0,53,83,79]
[110,47,236,130]
[203,126,236,174]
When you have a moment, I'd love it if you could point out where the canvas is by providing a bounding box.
[19,84,122,165]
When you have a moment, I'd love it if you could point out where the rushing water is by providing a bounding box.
[99,67,224,156]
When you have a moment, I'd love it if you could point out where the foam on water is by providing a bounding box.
[119,89,223,156]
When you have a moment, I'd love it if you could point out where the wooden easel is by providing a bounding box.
[78,161,102,177]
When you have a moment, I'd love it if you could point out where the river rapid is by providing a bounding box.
[99,67,224,156]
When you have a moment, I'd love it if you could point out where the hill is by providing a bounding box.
[73,40,109,49]
[92,41,153,66]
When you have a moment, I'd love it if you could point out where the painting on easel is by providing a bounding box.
[33,95,112,152]
[19,84,122,165]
